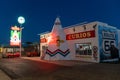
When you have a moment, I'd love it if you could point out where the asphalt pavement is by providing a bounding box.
[0,57,120,80]
[0,69,11,80]
[0,57,68,80]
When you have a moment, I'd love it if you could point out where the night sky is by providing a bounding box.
[0,0,120,45]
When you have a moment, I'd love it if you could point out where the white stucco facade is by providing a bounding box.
[40,20,119,63]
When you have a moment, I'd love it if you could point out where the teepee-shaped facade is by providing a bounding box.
[44,17,71,60]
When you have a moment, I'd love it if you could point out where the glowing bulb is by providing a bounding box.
[47,36,52,44]
[18,16,25,24]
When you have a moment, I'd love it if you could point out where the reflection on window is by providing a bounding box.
[75,43,92,56]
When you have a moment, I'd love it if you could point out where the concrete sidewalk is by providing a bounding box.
[22,57,93,66]
[0,70,11,80]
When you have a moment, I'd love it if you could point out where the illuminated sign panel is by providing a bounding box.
[10,26,20,46]
[40,38,47,43]
[66,30,95,40]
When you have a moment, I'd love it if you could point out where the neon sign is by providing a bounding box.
[10,26,20,46]
[66,30,95,40]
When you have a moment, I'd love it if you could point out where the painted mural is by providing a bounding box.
[98,25,119,62]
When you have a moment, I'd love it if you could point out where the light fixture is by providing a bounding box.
[83,25,86,30]
[93,24,97,29]
[73,27,76,32]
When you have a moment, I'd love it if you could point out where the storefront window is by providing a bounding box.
[75,43,92,56]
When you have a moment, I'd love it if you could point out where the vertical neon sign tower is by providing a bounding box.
[10,26,20,46]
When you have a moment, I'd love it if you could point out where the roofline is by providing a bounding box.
[63,21,88,29]
[63,21,117,29]
[38,31,50,35]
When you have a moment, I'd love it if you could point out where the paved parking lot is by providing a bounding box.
[0,57,68,80]
[0,57,120,80]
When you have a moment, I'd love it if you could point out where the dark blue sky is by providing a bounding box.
[0,0,120,44]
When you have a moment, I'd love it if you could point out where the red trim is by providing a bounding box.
[46,49,70,56]
[66,30,95,40]
[46,49,69,54]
